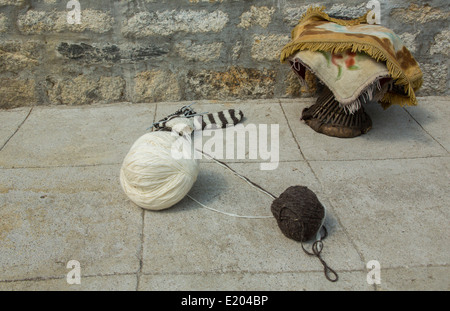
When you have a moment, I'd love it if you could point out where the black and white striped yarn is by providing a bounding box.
[199,109,244,130]
[156,107,244,134]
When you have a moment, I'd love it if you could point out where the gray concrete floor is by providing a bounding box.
[0,97,448,291]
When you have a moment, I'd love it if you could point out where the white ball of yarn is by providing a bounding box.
[120,131,199,210]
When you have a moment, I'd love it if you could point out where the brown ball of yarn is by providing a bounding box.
[271,185,325,242]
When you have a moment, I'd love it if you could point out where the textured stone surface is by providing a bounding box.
[430,30,450,56]
[0,0,25,5]
[46,76,125,105]
[390,4,450,24]
[0,79,36,109]
[175,41,222,62]
[0,49,39,73]
[418,63,447,96]
[398,31,419,54]
[0,0,448,106]
[238,6,275,29]
[251,35,290,61]
[56,42,169,63]
[283,3,366,27]
[0,14,8,33]
[122,10,228,37]
[326,3,367,18]
[0,40,43,60]
[185,67,277,100]
[134,70,181,103]
[56,43,121,63]
[232,41,242,60]
[17,9,114,34]
[283,6,310,27]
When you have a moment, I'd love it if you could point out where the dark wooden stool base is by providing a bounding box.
[301,87,372,138]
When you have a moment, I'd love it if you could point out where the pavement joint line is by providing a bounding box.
[138,268,368,277]
[278,99,369,270]
[0,272,137,284]
[0,155,448,171]
[306,155,450,162]
[137,263,450,277]
[135,97,153,293]
[3,263,447,284]
[152,102,158,129]
[316,195,368,272]
[278,100,308,163]
[0,162,122,170]
[279,99,369,274]
[18,102,151,111]
[403,107,450,154]
[135,208,146,291]
[0,106,33,152]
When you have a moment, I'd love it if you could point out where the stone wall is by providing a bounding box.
[0,0,448,108]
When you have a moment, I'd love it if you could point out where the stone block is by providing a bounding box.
[238,6,275,29]
[251,34,290,61]
[430,30,450,56]
[56,42,169,63]
[134,70,181,103]
[0,0,25,5]
[0,79,37,109]
[0,13,7,33]
[175,41,222,62]
[0,50,38,73]
[185,66,276,100]
[418,63,447,96]
[17,9,114,34]
[122,10,228,37]
[46,75,125,105]
[390,4,450,24]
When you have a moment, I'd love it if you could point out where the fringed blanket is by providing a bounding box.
[281,6,423,110]
[291,50,390,113]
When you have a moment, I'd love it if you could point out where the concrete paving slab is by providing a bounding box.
[0,274,137,291]
[310,157,450,269]
[0,103,155,168]
[406,96,450,152]
[0,165,142,281]
[141,162,363,277]
[281,100,448,161]
[375,266,450,291]
[155,100,303,163]
[0,107,31,149]
[138,270,371,291]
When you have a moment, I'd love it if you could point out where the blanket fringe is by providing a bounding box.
[281,6,421,108]
[281,41,419,107]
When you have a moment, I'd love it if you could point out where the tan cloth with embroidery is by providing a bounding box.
[281,6,423,109]
[292,50,389,112]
